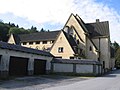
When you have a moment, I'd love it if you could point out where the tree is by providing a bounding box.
[40,28,46,32]
[29,26,38,33]
[113,41,119,52]
[0,22,9,41]
[115,47,120,68]
[9,27,29,35]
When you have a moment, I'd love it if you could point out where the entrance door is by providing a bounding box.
[34,59,46,75]
[9,56,28,76]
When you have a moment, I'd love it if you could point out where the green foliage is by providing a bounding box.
[0,20,49,42]
[9,27,29,35]
[0,22,10,41]
[113,41,119,52]
[29,26,38,33]
[112,41,120,68]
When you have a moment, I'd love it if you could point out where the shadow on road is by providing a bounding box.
[0,75,87,89]
[103,69,120,78]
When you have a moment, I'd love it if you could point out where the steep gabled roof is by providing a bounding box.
[0,41,53,57]
[85,21,109,38]
[12,34,21,45]
[62,31,78,54]
[19,31,60,42]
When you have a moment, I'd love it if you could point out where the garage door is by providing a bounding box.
[34,59,46,75]
[9,56,29,76]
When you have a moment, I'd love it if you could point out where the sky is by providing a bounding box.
[0,0,120,43]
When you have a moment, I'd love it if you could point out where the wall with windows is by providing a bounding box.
[86,37,99,60]
[21,40,54,51]
[50,31,75,59]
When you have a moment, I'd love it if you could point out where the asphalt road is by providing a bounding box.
[44,70,120,90]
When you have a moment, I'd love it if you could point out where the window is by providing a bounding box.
[70,57,74,59]
[89,46,92,51]
[29,42,33,45]
[23,42,27,45]
[77,39,79,44]
[42,41,47,44]
[36,41,40,44]
[50,40,54,44]
[58,47,64,53]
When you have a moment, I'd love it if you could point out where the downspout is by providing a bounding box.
[98,37,100,61]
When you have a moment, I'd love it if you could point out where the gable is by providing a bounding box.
[63,14,86,44]
[8,34,16,44]
[50,31,76,58]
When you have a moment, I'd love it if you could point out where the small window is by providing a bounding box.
[23,42,27,45]
[70,57,74,59]
[77,40,79,44]
[29,42,33,45]
[43,41,47,44]
[36,41,40,44]
[89,46,92,51]
[50,40,54,44]
[58,47,64,53]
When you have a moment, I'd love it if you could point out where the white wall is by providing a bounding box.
[92,38,111,69]
[76,64,93,73]
[53,63,73,72]
[0,48,53,72]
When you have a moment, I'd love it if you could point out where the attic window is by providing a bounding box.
[89,46,92,51]
[50,40,54,44]
[43,41,47,44]
[23,42,27,45]
[77,39,79,44]
[29,42,33,45]
[36,41,40,44]
[58,47,64,53]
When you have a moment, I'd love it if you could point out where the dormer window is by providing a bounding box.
[29,42,33,45]
[23,42,27,45]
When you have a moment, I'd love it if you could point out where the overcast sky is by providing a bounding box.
[0,0,120,43]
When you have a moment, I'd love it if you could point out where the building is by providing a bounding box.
[0,41,53,78]
[8,13,115,71]
[8,31,60,52]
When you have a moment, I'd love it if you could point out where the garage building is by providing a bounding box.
[0,41,53,78]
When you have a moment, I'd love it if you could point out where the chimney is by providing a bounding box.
[96,19,100,22]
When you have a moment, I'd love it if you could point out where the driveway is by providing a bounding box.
[0,75,90,90]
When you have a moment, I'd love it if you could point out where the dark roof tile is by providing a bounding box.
[63,31,78,54]
[0,41,53,57]
[18,31,60,42]
[85,21,109,38]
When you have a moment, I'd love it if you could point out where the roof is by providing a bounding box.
[85,21,109,38]
[0,41,53,57]
[12,31,60,43]
[52,58,101,65]
[12,34,21,45]
[62,31,78,54]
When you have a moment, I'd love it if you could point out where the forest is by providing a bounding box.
[0,20,47,42]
